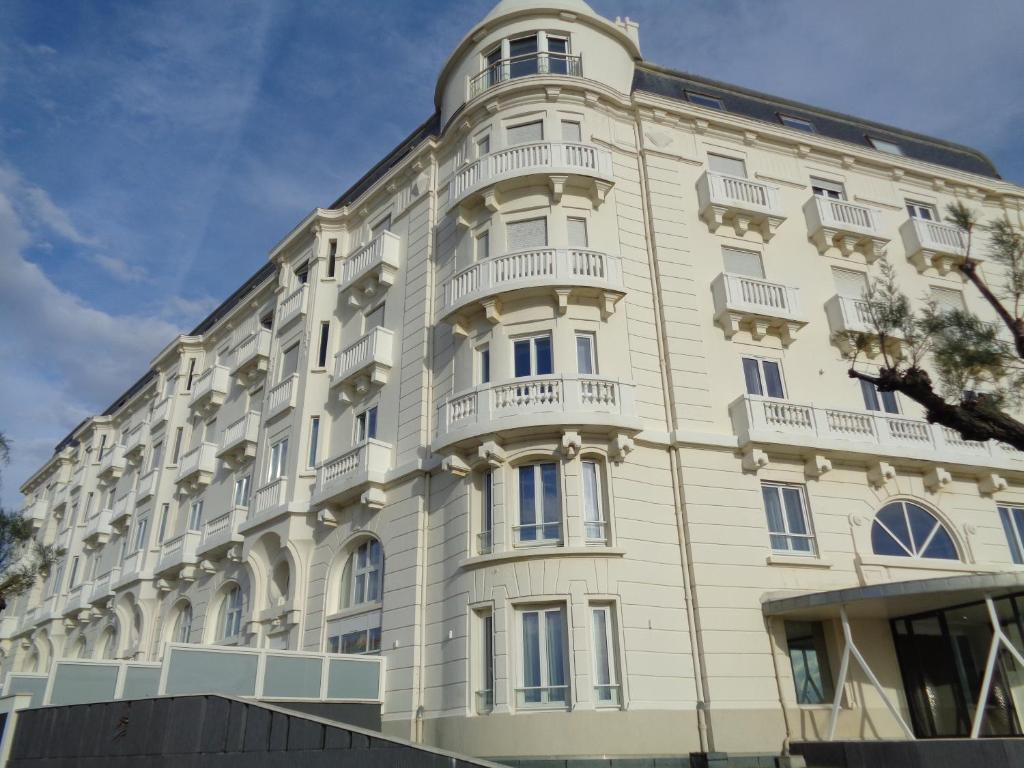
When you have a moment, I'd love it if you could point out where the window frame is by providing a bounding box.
[175,603,193,644]
[512,333,554,378]
[575,332,597,376]
[870,500,959,560]
[686,91,724,110]
[761,483,817,556]
[778,113,815,133]
[515,462,562,546]
[221,585,245,642]
[999,506,1024,565]
[785,620,835,706]
[581,459,608,544]
[517,604,570,709]
[590,604,622,708]
[355,406,378,443]
[475,607,495,713]
[741,356,786,399]
[479,470,494,555]
[233,475,251,508]
[268,437,289,482]
[308,415,320,469]
[860,379,900,414]
[867,135,904,155]
[350,538,384,607]
[187,501,204,532]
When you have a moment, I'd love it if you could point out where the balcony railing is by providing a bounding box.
[805,196,888,260]
[435,375,640,451]
[441,248,624,327]
[89,568,119,605]
[246,478,289,526]
[175,443,218,489]
[311,440,393,510]
[189,365,230,414]
[198,507,247,557]
[217,411,261,465]
[231,327,272,382]
[469,51,582,99]
[448,141,614,211]
[136,467,158,502]
[711,273,804,344]
[731,394,1024,470]
[83,508,113,546]
[340,231,401,305]
[697,172,785,239]
[825,294,874,335]
[116,547,150,587]
[97,443,127,484]
[62,581,92,617]
[331,328,394,402]
[266,374,298,419]
[110,492,133,530]
[156,531,200,576]
[123,421,149,463]
[150,396,171,428]
[901,217,970,273]
[277,284,308,329]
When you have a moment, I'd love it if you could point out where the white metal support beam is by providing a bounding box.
[969,595,1024,738]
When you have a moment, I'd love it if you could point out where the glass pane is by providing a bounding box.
[522,612,541,701]
[592,609,611,688]
[923,528,959,560]
[742,358,763,396]
[367,407,378,439]
[881,389,899,414]
[567,217,588,248]
[506,216,548,250]
[519,466,537,538]
[546,610,566,695]
[576,335,594,375]
[907,504,939,554]
[582,462,600,523]
[763,361,784,398]
[762,486,785,535]
[534,336,553,375]
[514,340,532,377]
[561,121,582,143]
[860,379,880,411]
[264,655,322,698]
[163,648,259,697]
[541,463,560,539]
[326,657,380,699]
[782,487,808,535]
[1000,509,1024,564]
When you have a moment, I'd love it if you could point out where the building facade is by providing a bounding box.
[7,0,1024,761]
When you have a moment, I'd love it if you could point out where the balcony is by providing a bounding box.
[229,327,272,384]
[435,375,641,453]
[70,465,85,491]
[198,507,247,559]
[277,284,308,330]
[469,50,582,100]
[901,217,970,274]
[189,365,230,416]
[82,507,113,547]
[88,568,119,606]
[805,196,889,260]
[731,394,1024,472]
[266,374,298,420]
[440,248,625,335]
[175,443,218,492]
[150,395,171,429]
[123,421,149,464]
[331,327,394,403]
[311,441,393,516]
[244,478,289,529]
[136,467,158,503]
[62,581,93,620]
[217,411,261,468]
[156,531,201,578]
[109,492,133,532]
[448,142,615,214]
[21,500,47,531]
[340,231,401,307]
[697,172,785,241]
[711,273,805,346]
[825,294,903,356]
[52,485,70,514]
[115,548,151,588]
[97,444,127,485]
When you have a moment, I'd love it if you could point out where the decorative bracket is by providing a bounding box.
[561,431,582,458]
[609,433,635,464]
[741,447,769,473]
[804,455,833,478]
[361,486,386,511]
[477,440,507,468]
[978,473,1008,496]
[441,454,471,478]
[924,467,952,493]
[868,461,896,488]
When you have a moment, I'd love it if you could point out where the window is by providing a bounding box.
[475,230,490,261]
[187,501,203,532]
[97,434,107,462]
[157,504,170,544]
[581,460,607,543]
[316,322,330,368]
[513,334,553,378]
[832,267,867,299]
[476,609,495,713]
[163,374,176,399]
[506,216,548,251]
[478,345,491,385]
[811,177,845,200]
[575,333,596,375]
[280,344,300,381]
[479,470,494,555]
[233,475,251,508]
[371,215,392,239]
[476,135,490,159]
[778,114,815,133]
[308,416,320,469]
[870,501,958,560]
[203,417,217,443]
[761,483,816,555]
[567,216,588,249]
[184,359,197,391]
[930,286,965,314]
[998,506,1024,565]
[545,35,570,75]
[906,200,937,220]
[560,120,582,143]
[268,438,288,481]
[356,407,378,442]
[507,120,544,146]
[171,427,184,464]
[49,562,64,595]
[221,586,244,640]
[68,556,79,589]
[868,136,903,155]
[708,153,746,179]
[591,605,621,707]
[133,517,149,552]
[860,380,899,414]
[295,262,310,285]
[686,91,724,110]
[508,35,539,78]
[518,606,568,707]
[174,603,193,644]
[516,463,560,544]
[363,303,385,333]
[327,239,338,278]
[785,621,834,705]
[260,312,273,331]
[722,246,765,279]
[339,627,382,655]
[351,539,383,605]
[742,357,785,398]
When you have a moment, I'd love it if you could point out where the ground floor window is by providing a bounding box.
[518,605,568,708]
[329,626,382,655]
[784,620,834,705]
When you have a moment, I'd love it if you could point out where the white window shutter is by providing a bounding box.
[930,287,965,313]
[561,121,582,143]
[567,217,588,248]
[832,268,867,298]
[507,218,548,250]
[708,153,747,179]
[722,247,764,278]
[507,121,544,146]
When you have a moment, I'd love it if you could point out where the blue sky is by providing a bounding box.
[1,0,1022,505]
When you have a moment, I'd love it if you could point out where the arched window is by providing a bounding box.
[871,501,958,560]
[174,603,193,644]
[220,585,245,641]
[342,538,383,609]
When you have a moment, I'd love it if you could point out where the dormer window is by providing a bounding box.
[867,136,903,155]
[473,33,579,97]
[778,114,815,133]
[686,91,724,110]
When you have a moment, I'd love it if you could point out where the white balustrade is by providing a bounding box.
[229,314,259,349]
[277,284,308,328]
[825,294,875,335]
[813,196,880,233]
[266,374,298,418]
[175,442,217,485]
[332,327,394,385]
[89,568,119,604]
[220,412,261,455]
[231,328,272,376]
[340,231,401,294]
[98,443,126,481]
[150,396,171,427]
[313,440,393,506]
[250,478,288,522]
[699,171,782,213]
[158,531,200,573]
[712,273,801,318]
[124,421,149,458]
[189,365,230,409]
[110,492,132,526]
[909,218,968,256]
[200,507,246,554]
[136,468,158,502]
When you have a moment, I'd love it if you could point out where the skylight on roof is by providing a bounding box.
[686,91,724,110]
[867,136,904,155]
[778,114,815,133]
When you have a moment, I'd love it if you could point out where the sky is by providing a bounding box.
[1,0,1022,506]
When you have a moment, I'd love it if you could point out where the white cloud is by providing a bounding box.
[89,252,150,283]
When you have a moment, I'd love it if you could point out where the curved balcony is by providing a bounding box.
[901,217,970,274]
[340,231,401,307]
[469,51,582,100]
[805,196,888,261]
[447,142,614,215]
[440,248,624,335]
[115,547,152,588]
[311,440,393,522]
[711,273,805,346]
[434,375,641,453]
[697,172,785,241]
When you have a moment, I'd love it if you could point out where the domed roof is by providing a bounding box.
[481,0,598,24]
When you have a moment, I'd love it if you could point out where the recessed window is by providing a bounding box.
[233,475,251,508]
[860,380,899,414]
[785,621,834,705]
[722,246,765,279]
[778,114,815,133]
[338,627,382,655]
[518,606,568,708]
[560,120,582,143]
[356,406,378,442]
[507,120,544,146]
[506,216,548,251]
[567,216,589,249]
[295,262,309,285]
[575,332,596,375]
[868,136,903,155]
[351,539,383,605]
[171,427,184,464]
[363,303,385,334]
[811,177,845,200]
[175,603,193,644]
[742,357,785,399]
[157,503,170,544]
[187,501,204,532]
[221,585,244,641]
[581,460,607,543]
[268,438,289,481]
[591,605,621,707]
[308,416,320,469]
[476,608,495,713]
[316,322,330,368]
[478,345,491,385]
[708,153,747,179]
[475,230,490,262]
[132,517,149,552]
[476,135,491,158]
[930,286,965,314]
[327,240,338,278]
[686,91,724,110]
[870,501,958,560]
[371,215,392,239]
[516,463,561,545]
[184,359,197,391]
[280,344,300,381]
[513,334,553,378]
[479,470,494,555]
[761,483,816,556]
[999,506,1024,565]
[906,200,937,220]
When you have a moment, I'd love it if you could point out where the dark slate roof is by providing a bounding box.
[632,64,1000,180]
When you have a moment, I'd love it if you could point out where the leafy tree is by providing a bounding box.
[0,432,62,612]
[845,202,1024,450]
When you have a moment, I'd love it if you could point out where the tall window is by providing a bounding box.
[519,606,568,707]
[742,357,785,398]
[479,470,494,555]
[317,322,330,368]
[327,239,338,278]
[221,586,244,641]
[761,483,816,555]
[999,506,1024,565]
[708,153,746,178]
[233,475,251,508]
[513,335,553,378]
[591,605,621,707]
[363,303,385,333]
[475,230,490,261]
[860,380,899,414]
[575,333,596,375]
[476,609,495,713]
[581,460,607,543]
[785,621,834,705]
[184,358,197,391]
[308,416,320,469]
[97,434,107,462]
[370,215,392,239]
[187,501,204,532]
[171,427,184,464]
[870,501,958,560]
[351,539,383,606]
[133,517,149,552]
[174,603,193,643]
[280,344,300,382]
[149,441,164,472]
[561,120,582,143]
[506,119,544,146]
[567,216,589,249]
[356,407,378,442]
[68,556,80,589]
[517,463,560,544]
[268,438,288,481]
[157,504,170,544]
[930,286,966,315]
[478,345,491,385]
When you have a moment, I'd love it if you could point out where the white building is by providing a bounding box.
[7,0,1024,762]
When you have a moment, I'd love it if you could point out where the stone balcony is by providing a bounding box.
[900,217,970,274]
[331,327,394,403]
[88,568,119,606]
[175,443,218,493]
[434,375,641,454]
[198,507,247,559]
[123,421,149,464]
[52,485,70,514]
[311,440,393,522]
[730,394,1024,474]
[231,327,272,384]
[115,547,152,588]
[150,395,172,429]
[825,294,903,356]
[339,231,401,307]
[805,196,889,260]
[697,171,785,241]
[266,374,298,420]
[711,273,805,346]
[70,465,85,491]
[97,444,127,485]
[468,50,582,100]
[242,478,289,531]
[82,507,113,548]
[62,581,92,620]
[277,284,308,330]
[136,467,159,503]
[217,411,261,468]
[447,142,615,215]
[440,248,625,336]
[109,491,133,532]
[21,500,46,531]
[155,531,201,579]
[189,365,230,416]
